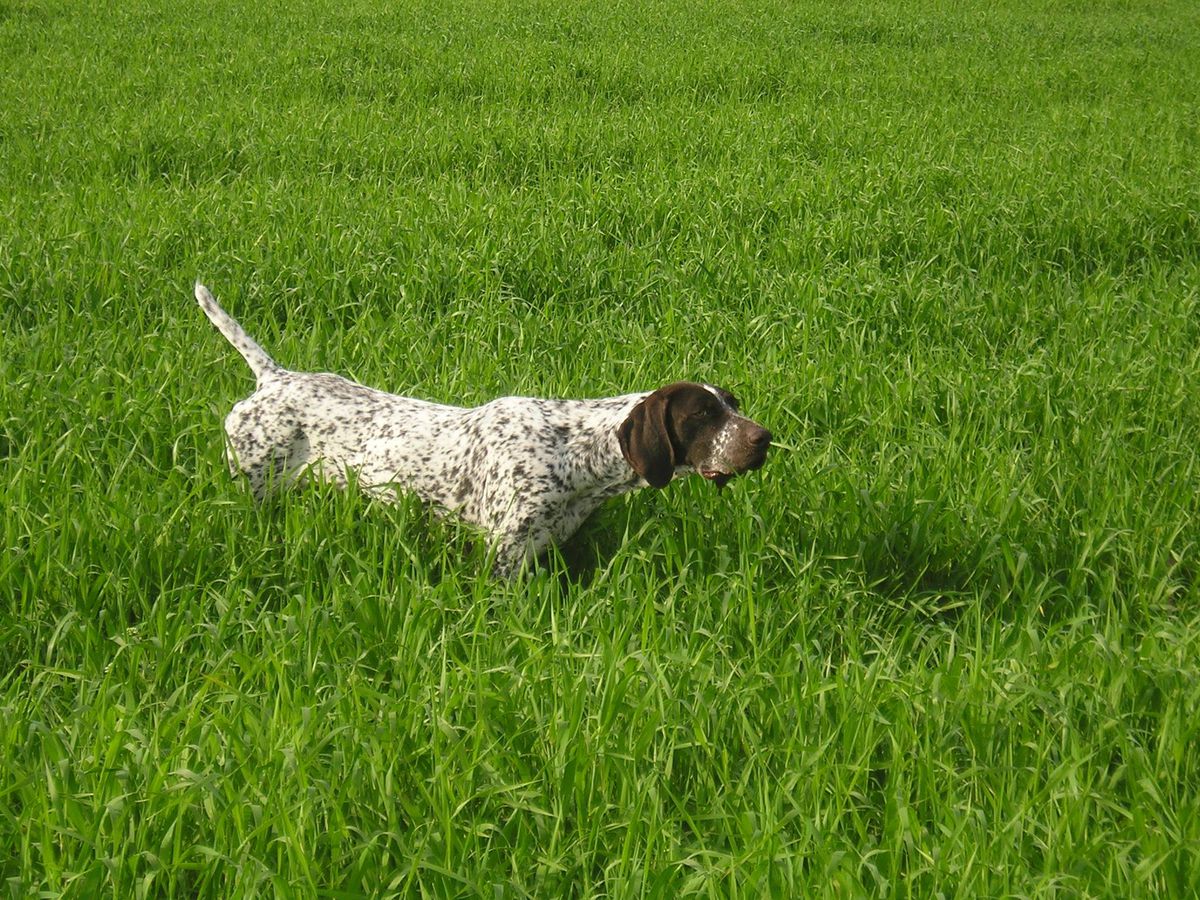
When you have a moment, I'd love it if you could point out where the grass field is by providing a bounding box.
[3,0,1200,895]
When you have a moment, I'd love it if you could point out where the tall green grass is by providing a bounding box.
[3,0,1200,895]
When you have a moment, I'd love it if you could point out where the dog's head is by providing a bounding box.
[617,382,771,489]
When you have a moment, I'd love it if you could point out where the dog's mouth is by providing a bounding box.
[700,469,735,488]
[699,447,769,487]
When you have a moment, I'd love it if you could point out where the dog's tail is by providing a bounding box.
[195,282,283,383]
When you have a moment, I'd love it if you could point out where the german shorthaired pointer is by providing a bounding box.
[196,283,771,574]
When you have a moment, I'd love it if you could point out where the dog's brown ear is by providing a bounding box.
[618,391,675,488]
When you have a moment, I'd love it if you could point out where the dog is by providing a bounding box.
[196,282,771,573]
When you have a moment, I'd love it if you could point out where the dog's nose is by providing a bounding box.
[750,427,772,448]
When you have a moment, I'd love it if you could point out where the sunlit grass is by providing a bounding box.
[2,0,1200,895]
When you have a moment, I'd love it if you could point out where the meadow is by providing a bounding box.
[3,0,1200,895]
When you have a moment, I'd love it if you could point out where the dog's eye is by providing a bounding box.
[689,407,715,420]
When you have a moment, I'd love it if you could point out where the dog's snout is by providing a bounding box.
[749,426,772,448]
